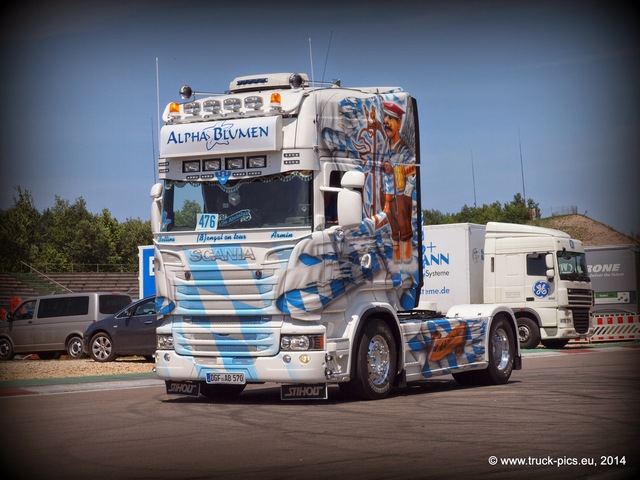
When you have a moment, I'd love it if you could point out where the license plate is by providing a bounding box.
[206,372,245,384]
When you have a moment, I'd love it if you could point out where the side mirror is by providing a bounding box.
[545,253,555,279]
[150,183,163,234]
[337,171,364,229]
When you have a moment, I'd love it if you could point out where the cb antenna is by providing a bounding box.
[321,30,333,83]
[308,37,315,84]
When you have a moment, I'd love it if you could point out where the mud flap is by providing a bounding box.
[165,380,200,397]
[280,383,328,400]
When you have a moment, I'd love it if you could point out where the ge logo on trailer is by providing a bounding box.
[533,281,550,298]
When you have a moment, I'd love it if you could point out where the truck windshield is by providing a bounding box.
[557,250,590,282]
[162,171,313,231]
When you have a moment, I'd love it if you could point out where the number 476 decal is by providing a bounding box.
[196,213,218,231]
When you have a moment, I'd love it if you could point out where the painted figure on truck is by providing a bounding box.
[320,94,419,310]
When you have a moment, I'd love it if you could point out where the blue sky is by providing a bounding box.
[1,0,638,236]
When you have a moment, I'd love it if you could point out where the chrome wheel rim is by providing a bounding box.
[367,334,391,386]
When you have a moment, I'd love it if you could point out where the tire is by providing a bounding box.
[200,382,246,400]
[339,318,397,400]
[541,339,569,349]
[454,316,516,386]
[66,336,85,359]
[0,338,14,361]
[90,332,117,362]
[517,316,540,349]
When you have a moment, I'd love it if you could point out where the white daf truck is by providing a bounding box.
[150,72,521,401]
[421,223,594,349]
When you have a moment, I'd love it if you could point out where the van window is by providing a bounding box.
[38,296,90,319]
[99,295,132,314]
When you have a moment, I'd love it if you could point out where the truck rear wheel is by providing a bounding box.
[340,318,397,401]
[517,316,540,349]
[453,315,515,386]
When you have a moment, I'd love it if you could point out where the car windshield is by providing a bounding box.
[557,250,590,282]
[161,171,313,231]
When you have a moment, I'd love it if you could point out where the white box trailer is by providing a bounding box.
[419,223,486,311]
[421,222,593,349]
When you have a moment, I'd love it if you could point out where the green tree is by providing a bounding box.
[423,193,539,226]
[0,187,42,270]
[174,199,201,229]
[118,218,153,272]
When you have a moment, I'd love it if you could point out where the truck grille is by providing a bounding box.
[567,288,593,308]
[173,316,281,357]
[570,308,591,334]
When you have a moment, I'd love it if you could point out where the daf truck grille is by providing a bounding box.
[567,288,593,308]
[570,308,591,334]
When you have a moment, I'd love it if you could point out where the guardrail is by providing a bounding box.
[570,313,639,344]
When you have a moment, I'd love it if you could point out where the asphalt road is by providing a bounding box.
[1,345,638,480]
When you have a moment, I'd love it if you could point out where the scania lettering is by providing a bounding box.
[151,72,521,401]
[421,223,594,349]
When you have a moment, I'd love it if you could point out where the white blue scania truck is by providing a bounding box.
[150,73,521,400]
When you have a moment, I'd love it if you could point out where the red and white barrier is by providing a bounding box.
[570,313,640,344]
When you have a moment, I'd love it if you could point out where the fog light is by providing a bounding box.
[299,354,311,364]
[283,354,291,364]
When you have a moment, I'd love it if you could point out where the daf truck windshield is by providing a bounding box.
[162,171,313,231]
[557,250,590,282]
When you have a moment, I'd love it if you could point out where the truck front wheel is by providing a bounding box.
[340,318,397,401]
[517,316,540,349]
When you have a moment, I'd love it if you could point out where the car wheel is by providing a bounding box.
[90,332,117,362]
[66,336,85,359]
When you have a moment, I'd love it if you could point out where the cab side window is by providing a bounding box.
[526,254,547,277]
[324,171,344,225]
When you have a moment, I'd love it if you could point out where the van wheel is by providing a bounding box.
[339,318,396,400]
[90,333,116,362]
[0,338,14,361]
[66,336,85,359]
[517,316,540,349]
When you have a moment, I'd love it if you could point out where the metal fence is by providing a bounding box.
[540,205,578,218]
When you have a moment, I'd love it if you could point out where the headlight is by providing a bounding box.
[280,335,324,351]
[157,334,174,350]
